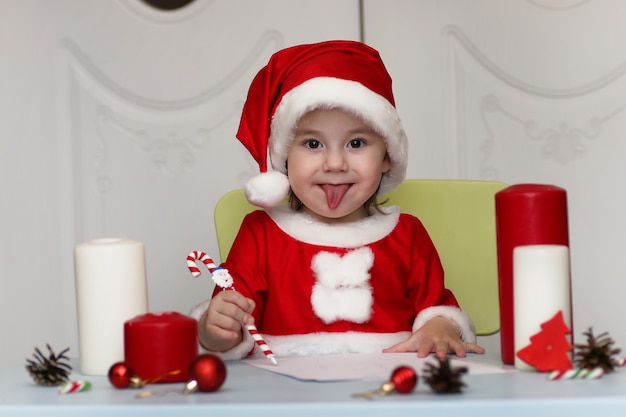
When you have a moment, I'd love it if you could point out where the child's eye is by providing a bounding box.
[304,139,322,149]
[347,138,366,149]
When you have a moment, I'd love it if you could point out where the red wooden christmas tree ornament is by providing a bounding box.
[516,310,573,372]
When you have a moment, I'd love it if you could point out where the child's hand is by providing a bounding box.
[198,290,255,352]
[382,316,485,359]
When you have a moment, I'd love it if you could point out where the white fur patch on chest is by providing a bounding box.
[310,247,374,324]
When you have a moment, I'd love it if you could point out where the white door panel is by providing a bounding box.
[365,0,626,347]
[1,0,360,367]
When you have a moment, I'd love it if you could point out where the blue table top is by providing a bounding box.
[3,350,626,417]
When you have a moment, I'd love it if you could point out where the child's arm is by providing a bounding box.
[197,290,256,352]
[382,316,485,359]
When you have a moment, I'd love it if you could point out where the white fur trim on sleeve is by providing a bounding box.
[412,305,477,344]
[188,299,211,323]
[188,299,255,361]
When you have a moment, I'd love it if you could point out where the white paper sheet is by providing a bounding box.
[244,353,507,382]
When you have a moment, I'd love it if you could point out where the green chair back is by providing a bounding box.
[382,180,507,335]
[214,189,258,262]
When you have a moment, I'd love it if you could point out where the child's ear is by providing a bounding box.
[382,152,392,173]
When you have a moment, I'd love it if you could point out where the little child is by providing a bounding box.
[191,40,484,360]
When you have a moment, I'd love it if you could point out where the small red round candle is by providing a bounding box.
[124,312,197,383]
[495,184,570,365]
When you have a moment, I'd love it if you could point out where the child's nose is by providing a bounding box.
[323,150,348,171]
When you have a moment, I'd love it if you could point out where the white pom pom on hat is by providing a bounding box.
[244,170,291,208]
[236,40,408,208]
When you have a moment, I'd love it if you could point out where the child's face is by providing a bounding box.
[286,108,391,223]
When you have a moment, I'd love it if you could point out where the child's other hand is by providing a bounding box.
[382,316,485,359]
[198,291,255,352]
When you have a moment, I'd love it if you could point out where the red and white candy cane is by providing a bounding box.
[187,251,233,289]
[187,251,218,278]
[246,326,277,365]
[186,251,278,366]
[57,380,92,394]
[547,367,604,381]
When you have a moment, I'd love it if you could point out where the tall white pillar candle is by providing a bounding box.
[513,244,572,371]
[74,238,149,375]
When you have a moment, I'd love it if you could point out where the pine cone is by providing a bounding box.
[423,357,468,394]
[25,344,72,386]
[574,327,621,373]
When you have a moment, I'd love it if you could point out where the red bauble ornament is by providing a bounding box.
[185,354,227,393]
[352,365,418,399]
[108,362,143,389]
[389,365,418,394]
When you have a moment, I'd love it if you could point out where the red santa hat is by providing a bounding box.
[236,40,409,208]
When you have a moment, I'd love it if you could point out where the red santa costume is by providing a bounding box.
[190,40,476,360]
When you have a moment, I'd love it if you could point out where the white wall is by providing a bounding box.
[3,0,626,368]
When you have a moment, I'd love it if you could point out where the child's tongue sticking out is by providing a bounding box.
[321,184,350,209]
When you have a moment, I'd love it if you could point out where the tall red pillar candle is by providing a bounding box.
[495,184,569,365]
[124,312,198,383]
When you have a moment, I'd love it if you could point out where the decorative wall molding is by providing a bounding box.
[59,32,284,238]
[443,25,626,178]
[59,31,283,111]
[480,94,626,165]
[444,25,626,98]
[526,0,590,11]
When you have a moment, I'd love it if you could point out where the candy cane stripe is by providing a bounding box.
[58,380,91,394]
[187,251,218,277]
[247,325,277,365]
[548,367,604,380]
